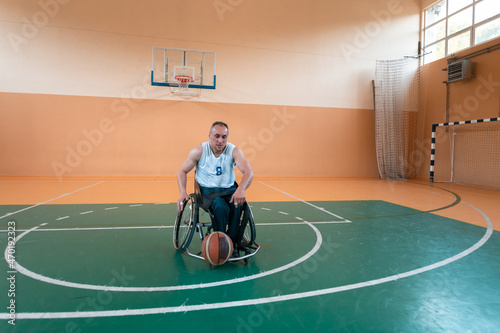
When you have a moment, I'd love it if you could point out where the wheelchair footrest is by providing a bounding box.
[228,242,260,262]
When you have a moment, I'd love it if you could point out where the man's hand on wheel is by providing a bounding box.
[230,188,246,208]
[177,193,190,213]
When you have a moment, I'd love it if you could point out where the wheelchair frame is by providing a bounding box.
[173,183,260,264]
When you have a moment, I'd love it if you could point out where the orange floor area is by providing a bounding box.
[1,177,499,231]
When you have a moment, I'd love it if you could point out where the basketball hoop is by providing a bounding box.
[170,66,200,97]
[175,75,193,91]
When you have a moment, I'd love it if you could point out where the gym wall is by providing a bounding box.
[0,0,421,178]
[417,37,500,179]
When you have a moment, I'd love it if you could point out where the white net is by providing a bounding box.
[374,58,428,180]
[171,66,199,96]
[433,120,500,190]
[173,66,194,90]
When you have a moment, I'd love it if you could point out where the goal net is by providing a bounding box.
[430,117,500,190]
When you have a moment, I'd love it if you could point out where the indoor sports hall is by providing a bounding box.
[1,1,500,332]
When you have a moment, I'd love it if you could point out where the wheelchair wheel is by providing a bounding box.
[173,194,198,253]
[240,202,256,246]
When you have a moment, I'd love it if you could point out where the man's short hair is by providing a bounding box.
[210,121,228,131]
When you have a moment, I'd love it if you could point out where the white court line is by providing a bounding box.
[56,216,70,221]
[0,221,350,233]
[104,207,119,211]
[5,221,322,293]
[8,226,171,232]
[311,221,353,225]
[258,181,351,222]
[0,181,105,220]
[80,211,93,215]
[259,221,351,226]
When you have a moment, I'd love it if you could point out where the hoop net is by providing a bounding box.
[175,75,193,91]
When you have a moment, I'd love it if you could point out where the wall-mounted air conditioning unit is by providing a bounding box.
[447,59,474,83]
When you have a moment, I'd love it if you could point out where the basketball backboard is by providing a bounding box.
[151,47,216,90]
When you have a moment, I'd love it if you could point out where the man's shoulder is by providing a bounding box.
[189,144,204,160]
[225,142,237,156]
[228,143,239,153]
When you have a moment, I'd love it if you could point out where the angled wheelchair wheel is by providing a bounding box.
[241,203,256,246]
[173,194,198,253]
[229,202,259,264]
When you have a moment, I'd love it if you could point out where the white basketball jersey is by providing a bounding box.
[195,142,236,188]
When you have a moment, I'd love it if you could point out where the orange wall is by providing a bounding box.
[2,2,498,180]
[0,0,422,179]
[0,92,378,178]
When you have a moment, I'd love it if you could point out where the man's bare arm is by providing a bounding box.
[177,145,202,212]
[230,147,254,206]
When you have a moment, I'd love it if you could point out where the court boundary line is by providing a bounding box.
[258,181,351,221]
[0,221,350,233]
[0,181,105,220]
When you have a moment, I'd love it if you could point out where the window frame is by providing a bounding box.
[422,0,500,63]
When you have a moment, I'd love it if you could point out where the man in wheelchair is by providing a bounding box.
[177,121,254,256]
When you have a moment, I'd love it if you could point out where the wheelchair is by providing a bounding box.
[173,182,259,264]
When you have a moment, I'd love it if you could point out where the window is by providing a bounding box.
[423,0,500,63]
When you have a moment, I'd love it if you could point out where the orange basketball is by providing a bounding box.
[201,231,233,266]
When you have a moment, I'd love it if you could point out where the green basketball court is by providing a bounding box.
[2,181,499,333]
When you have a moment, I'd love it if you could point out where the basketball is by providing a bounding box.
[201,231,234,266]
